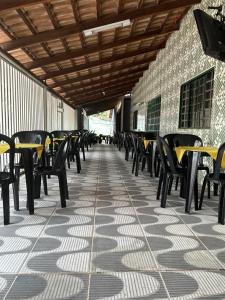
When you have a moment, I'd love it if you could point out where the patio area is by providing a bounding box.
[0,144,225,299]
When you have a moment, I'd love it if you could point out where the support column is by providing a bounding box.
[77,108,84,130]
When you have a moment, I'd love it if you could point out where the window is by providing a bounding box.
[133,110,138,129]
[146,96,161,132]
[179,68,214,129]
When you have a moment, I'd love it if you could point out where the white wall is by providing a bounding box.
[63,103,75,130]
[0,57,45,136]
[46,91,63,132]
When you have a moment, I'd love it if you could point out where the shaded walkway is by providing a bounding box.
[0,144,225,299]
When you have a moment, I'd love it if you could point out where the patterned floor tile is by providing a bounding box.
[89,271,168,299]
[5,273,88,300]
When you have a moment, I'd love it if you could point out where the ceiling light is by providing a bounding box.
[83,19,131,37]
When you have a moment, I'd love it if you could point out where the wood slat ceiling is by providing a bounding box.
[0,0,201,113]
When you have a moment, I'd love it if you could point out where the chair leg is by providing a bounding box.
[46,156,52,179]
[199,176,207,210]
[2,184,10,225]
[179,176,187,199]
[218,185,225,224]
[155,158,160,177]
[12,177,19,211]
[76,152,81,173]
[135,154,139,176]
[33,173,41,199]
[157,169,163,200]
[168,176,173,195]
[161,174,169,208]
[132,154,136,174]
[126,149,129,161]
[67,156,70,169]
[194,178,198,211]
[82,147,85,161]
[63,169,69,200]
[15,168,20,190]
[175,177,179,191]
[214,183,218,196]
[42,175,48,195]
[141,157,146,171]
[58,174,66,208]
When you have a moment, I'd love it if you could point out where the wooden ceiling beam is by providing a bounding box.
[74,92,125,108]
[50,64,148,89]
[40,46,159,80]
[85,99,120,115]
[62,72,142,95]
[70,84,133,105]
[65,77,138,99]
[0,0,50,12]
[25,26,178,69]
[1,0,200,51]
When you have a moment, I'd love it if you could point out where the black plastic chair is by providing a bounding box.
[34,138,70,208]
[199,142,225,224]
[11,130,50,209]
[131,133,150,176]
[0,134,15,225]
[157,136,188,208]
[51,130,76,170]
[124,132,133,161]
[173,133,210,198]
[69,135,81,173]
[51,130,70,138]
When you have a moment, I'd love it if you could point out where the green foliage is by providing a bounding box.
[93,110,111,120]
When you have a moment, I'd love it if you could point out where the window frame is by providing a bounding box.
[179,68,214,129]
[146,96,161,132]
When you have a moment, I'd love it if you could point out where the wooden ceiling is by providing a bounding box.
[0,0,201,113]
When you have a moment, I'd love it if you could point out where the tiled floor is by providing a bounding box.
[0,144,225,299]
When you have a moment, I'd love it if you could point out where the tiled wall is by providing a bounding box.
[131,0,225,147]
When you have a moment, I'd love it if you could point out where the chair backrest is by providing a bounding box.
[164,134,177,150]
[12,130,50,146]
[51,131,71,138]
[53,138,70,170]
[144,132,157,140]
[213,142,225,180]
[173,134,203,147]
[124,132,132,151]
[131,133,138,153]
[157,136,169,173]
[12,131,39,144]
[12,130,52,164]
[79,132,87,147]
[0,134,15,179]
[160,136,177,173]
[32,130,52,146]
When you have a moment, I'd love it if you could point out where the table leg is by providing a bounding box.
[185,151,200,213]
[23,149,34,214]
[148,142,155,177]
[213,161,218,196]
[152,143,156,177]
